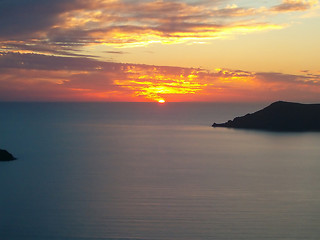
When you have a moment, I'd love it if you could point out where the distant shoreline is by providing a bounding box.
[213,101,320,132]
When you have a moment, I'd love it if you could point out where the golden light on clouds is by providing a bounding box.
[113,66,208,102]
[2,0,316,54]
[1,54,320,102]
[0,1,320,102]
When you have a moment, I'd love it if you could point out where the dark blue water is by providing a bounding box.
[1,103,320,240]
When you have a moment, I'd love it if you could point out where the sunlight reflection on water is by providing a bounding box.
[1,103,320,240]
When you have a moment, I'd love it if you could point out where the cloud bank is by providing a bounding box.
[0,0,318,55]
[1,1,319,102]
[1,52,320,102]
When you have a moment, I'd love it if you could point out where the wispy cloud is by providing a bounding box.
[104,51,129,54]
[1,52,320,102]
[271,0,318,12]
[0,0,318,55]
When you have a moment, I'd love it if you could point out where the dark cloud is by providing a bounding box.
[0,1,319,102]
[0,41,97,57]
[0,52,105,71]
[104,51,129,55]
[271,0,316,12]
[256,72,320,85]
[3,0,316,55]
[0,0,79,39]
[1,52,320,102]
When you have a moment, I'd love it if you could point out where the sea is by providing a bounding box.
[1,102,320,240]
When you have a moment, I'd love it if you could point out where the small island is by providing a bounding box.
[213,101,320,131]
[0,149,16,161]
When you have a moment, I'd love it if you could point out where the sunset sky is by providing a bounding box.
[1,0,320,102]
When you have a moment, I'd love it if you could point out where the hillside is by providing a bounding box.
[212,101,320,131]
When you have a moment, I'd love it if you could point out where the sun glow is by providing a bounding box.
[112,66,208,102]
[158,99,165,103]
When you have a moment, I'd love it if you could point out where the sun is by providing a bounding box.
[158,99,166,104]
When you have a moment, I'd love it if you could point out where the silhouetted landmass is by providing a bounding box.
[212,101,320,131]
[0,149,16,161]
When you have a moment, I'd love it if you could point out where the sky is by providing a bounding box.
[1,0,320,102]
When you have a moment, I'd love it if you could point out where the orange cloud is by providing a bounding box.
[50,1,285,47]
[1,0,318,55]
[1,53,320,102]
[113,66,208,101]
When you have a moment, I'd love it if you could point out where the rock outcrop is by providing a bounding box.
[0,149,16,161]
[212,101,320,131]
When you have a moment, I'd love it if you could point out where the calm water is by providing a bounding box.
[1,102,320,240]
